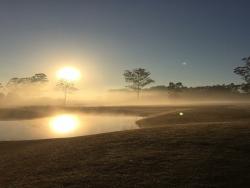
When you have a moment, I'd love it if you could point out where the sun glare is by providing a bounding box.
[50,114,79,134]
[57,67,81,81]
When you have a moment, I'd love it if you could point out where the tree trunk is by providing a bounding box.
[64,87,68,106]
[137,85,140,100]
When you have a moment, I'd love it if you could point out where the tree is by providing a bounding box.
[123,68,154,99]
[0,83,4,101]
[7,77,28,87]
[167,82,185,98]
[0,83,3,90]
[31,73,48,83]
[7,73,48,88]
[6,73,48,96]
[168,82,184,92]
[6,77,29,92]
[234,57,250,92]
[57,80,78,105]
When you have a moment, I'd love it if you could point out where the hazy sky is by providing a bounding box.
[0,0,249,89]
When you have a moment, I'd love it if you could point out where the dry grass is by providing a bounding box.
[136,105,250,127]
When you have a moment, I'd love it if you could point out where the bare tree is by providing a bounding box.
[234,57,250,92]
[123,68,154,99]
[57,80,78,105]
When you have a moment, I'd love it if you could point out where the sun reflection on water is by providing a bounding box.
[50,114,79,134]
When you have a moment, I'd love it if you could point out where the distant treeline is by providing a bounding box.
[111,82,249,94]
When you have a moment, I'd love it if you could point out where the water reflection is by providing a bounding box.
[0,113,139,141]
[50,114,79,134]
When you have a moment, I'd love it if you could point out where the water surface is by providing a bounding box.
[0,113,139,141]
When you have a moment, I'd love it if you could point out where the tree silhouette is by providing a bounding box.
[6,73,48,94]
[234,57,250,83]
[123,68,154,99]
[31,73,48,83]
[7,77,29,88]
[0,83,4,100]
[7,73,48,87]
[168,82,184,92]
[234,57,250,92]
[57,80,78,106]
[167,82,185,98]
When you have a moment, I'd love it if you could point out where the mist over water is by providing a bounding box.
[1,84,250,107]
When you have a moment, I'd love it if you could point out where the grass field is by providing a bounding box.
[0,104,250,187]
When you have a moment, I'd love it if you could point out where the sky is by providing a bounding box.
[0,0,250,89]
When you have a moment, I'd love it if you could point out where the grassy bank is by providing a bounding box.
[0,104,250,187]
[136,104,250,127]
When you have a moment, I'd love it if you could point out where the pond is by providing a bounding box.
[0,113,139,141]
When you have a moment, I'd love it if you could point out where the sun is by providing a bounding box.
[50,114,79,134]
[57,67,81,81]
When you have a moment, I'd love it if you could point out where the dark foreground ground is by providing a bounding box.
[0,104,250,187]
